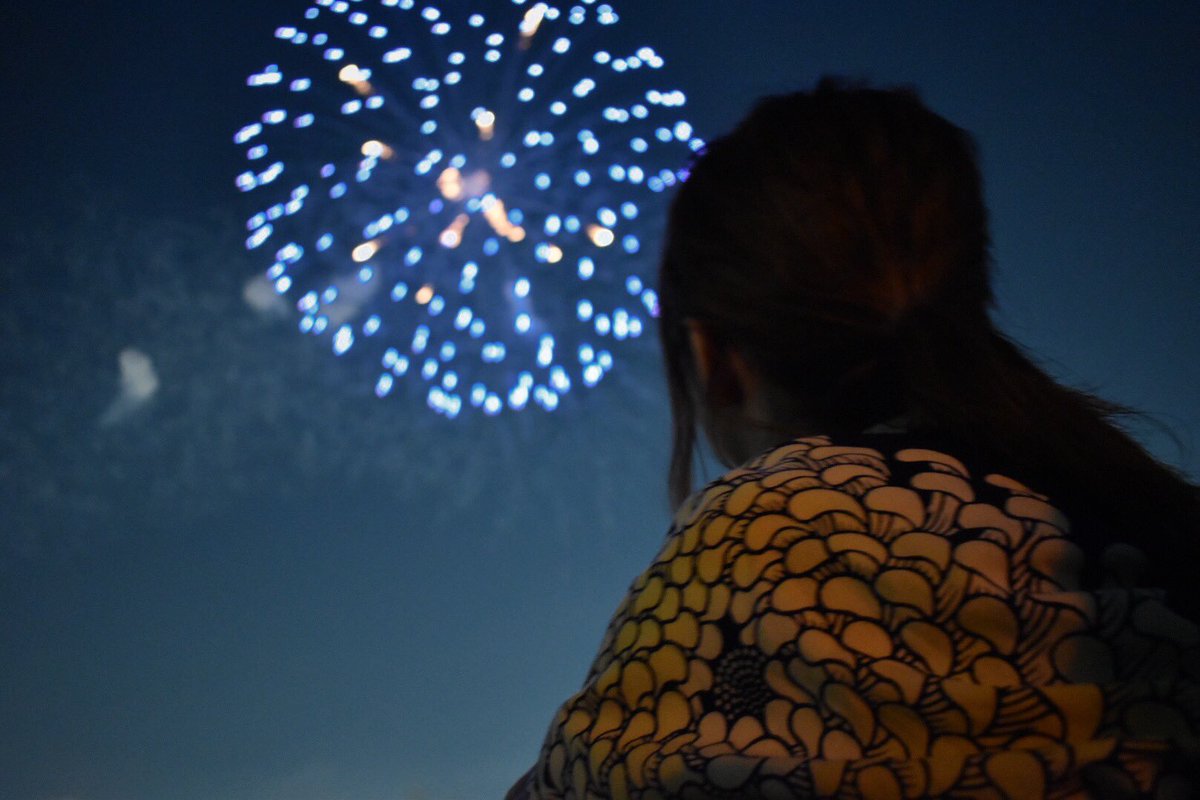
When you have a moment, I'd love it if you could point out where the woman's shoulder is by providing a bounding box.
[671,431,1070,548]
[652,430,1118,637]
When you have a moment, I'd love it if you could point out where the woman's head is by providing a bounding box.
[659,78,995,502]
[657,78,1199,616]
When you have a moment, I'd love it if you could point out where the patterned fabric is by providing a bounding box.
[527,436,1200,799]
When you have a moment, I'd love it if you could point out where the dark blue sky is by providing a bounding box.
[1,2,1197,799]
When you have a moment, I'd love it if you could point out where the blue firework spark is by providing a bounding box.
[236,0,701,417]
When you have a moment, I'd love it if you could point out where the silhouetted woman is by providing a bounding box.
[509,79,1199,799]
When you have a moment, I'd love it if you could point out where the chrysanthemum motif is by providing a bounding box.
[534,436,1200,798]
[712,647,771,719]
[235,0,701,417]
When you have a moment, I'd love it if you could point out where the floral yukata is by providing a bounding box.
[523,435,1199,799]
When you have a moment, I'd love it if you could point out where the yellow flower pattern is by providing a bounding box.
[529,436,1200,798]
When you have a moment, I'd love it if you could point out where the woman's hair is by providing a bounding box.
[658,78,1198,601]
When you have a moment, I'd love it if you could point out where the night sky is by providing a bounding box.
[2,2,1197,799]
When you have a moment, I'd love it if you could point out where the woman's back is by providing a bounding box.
[529,433,1199,797]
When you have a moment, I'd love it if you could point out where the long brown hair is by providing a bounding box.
[658,79,1198,604]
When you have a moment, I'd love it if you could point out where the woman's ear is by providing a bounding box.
[686,321,755,409]
[685,320,716,394]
